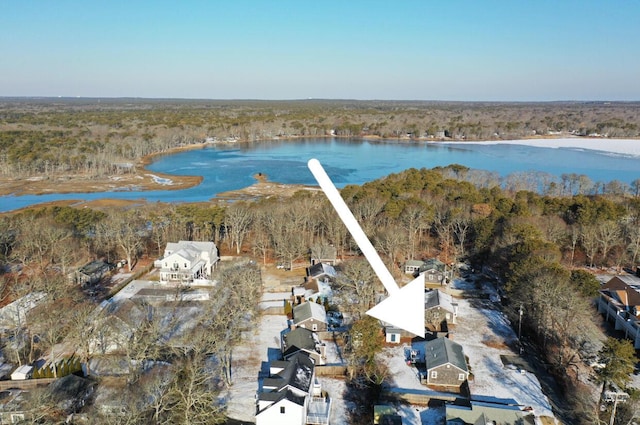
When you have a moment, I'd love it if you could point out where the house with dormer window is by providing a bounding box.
[155,241,219,285]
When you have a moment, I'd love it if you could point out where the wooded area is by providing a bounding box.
[1,98,639,180]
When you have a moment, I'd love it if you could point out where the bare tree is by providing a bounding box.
[224,202,252,254]
[596,220,622,266]
[335,258,380,319]
[97,210,146,271]
[581,226,600,268]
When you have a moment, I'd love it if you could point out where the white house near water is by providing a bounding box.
[155,241,219,285]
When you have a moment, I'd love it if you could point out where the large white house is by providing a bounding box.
[155,241,219,285]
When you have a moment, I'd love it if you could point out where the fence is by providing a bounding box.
[315,365,347,377]
[0,378,56,391]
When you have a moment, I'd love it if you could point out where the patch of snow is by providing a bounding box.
[146,174,173,185]
[226,315,289,422]
[443,137,640,158]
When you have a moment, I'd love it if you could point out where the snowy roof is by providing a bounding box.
[307,262,336,279]
[262,352,315,394]
[164,241,218,262]
[424,337,467,372]
[293,301,327,325]
[425,289,455,313]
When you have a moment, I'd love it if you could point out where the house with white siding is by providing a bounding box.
[155,241,219,285]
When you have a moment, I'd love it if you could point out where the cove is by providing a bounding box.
[1,138,639,213]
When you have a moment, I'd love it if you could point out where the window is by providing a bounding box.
[11,414,25,423]
[431,371,438,379]
[280,406,285,414]
[458,373,466,381]
[390,334,397,342]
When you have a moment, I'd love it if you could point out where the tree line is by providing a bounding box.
[1,99,639,180]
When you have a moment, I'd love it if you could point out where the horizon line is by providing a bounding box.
[1,96,638,104]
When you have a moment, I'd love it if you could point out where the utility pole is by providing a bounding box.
[518,304,524,354]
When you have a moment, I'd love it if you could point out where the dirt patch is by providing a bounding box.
[0,171,201,197]
[482,336,510,350]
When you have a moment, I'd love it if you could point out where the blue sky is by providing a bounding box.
[1,1,638,100]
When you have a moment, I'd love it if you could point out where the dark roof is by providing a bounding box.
[263,352,315,394]
[281,327,321,357]
[419,258,445,273]
[79,260,112,275]
[307,262,336,279]
[425,337,467,372]
[425,289,454,312]
[258,388,306,406]
[379,415,402,425]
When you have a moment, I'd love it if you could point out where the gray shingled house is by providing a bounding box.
[280,327,326,365]
[292,301,328,332]
[413,337,468,389]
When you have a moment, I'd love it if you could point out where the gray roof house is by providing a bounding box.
[292,301,328,332]
[419,258,451,285]
[412,337,468,389]
[281,327,326,365]
[425,289,459,329]
[71,260,114,286]
[446,397,535,425]
[307,262,337,282]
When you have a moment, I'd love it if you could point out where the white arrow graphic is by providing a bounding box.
[307,158,425,337]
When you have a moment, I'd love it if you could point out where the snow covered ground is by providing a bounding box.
[450,277,556,421]
[226,274,557,424]
[443,137,640,157]
[225,315,289,422]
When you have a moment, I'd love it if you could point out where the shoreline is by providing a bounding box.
[1,135,638,212]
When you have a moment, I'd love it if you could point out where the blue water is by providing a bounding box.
[2,138,639,212]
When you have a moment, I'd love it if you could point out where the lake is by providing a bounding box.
[2,138,639,212]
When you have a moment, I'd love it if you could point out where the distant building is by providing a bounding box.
[10,365,33,381]
[71,260,113,286]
